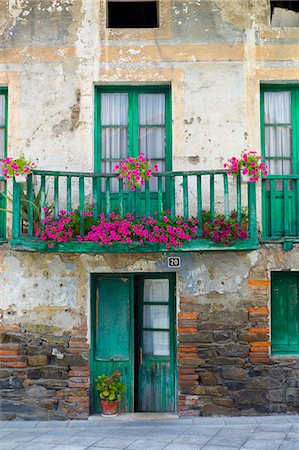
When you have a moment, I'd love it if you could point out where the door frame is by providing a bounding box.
[90,272,177,414]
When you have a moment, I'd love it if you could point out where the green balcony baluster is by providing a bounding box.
[158,176,163,216]
[27,175,33,236]
[223,173,229,219]
[183,175,189,220]
[67,176,72,213]
[79,176,85,236]
[12,179,21,239]
[210,174,215,221]
[197,175,202,237]
[236,175,242,225]
[105,177,111,216]
[54,176,59,219]
[283,179,290,236]
[40,175,46,230]
[119,178,124,216]
[145,179,150,218]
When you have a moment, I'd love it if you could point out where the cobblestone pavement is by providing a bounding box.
[0,415,299,450]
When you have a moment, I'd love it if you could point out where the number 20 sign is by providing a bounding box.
[167,256,181,268]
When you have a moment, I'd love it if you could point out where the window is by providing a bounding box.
[107,1,158,28]
[95,86,171,174]
[260,85,299,238]
[0,87,8,241]
[271,272,299,355]
[271,1,299,27]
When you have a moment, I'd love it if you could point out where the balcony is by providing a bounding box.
[8,169,258,253]
[262,175,299,248]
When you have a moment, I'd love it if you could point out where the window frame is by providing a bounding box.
[0,87,8,241]
[107,0,159,29]
[260,84,299,176]
[94,85,172,173]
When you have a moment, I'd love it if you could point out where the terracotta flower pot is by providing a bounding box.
[101,399,118,416]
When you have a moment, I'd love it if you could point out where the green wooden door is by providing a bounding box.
[0,88,8,241]
[94,86,172,216]
[91,273,176,414]
[260,85,299,238]
[271,272,299,355]
[91,275,134,413]
[135,274,176,412]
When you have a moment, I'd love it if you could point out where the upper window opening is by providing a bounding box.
[270,1,299,27]
[107,1,159,28]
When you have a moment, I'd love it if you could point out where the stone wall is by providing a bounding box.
[1,246,298,418]
[0,323,89,420]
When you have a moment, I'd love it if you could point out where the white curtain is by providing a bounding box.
[143,279,170,356]
[138,94,165,160]
[264,91,292,176]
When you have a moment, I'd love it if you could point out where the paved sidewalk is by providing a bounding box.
[0,415,299,450]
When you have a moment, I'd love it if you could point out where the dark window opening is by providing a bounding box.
[270,1,299,27]
[107,1,159,28]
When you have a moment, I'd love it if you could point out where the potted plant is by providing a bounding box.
[224,150,268,182]
[1,155,37,183]
[113,153,159,191]
[95,371,126,416]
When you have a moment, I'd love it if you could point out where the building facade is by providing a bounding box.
[0,0,298,420]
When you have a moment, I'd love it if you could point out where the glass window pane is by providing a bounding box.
[143,331,170,356]
[264,91,291,124]
[139,94,165,125]
[143,305,169,329]
[139,127,165,159]
[267,158,292,176]
[0,95,5,126]
[143,279,169,303]
[265,126,292,158]
[101,93,128,125]
[101,128,128,161]
[0,129,5,159]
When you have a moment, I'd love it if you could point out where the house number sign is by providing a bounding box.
[167,256,181,268]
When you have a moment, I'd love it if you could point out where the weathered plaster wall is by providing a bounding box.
[0,0,298,418]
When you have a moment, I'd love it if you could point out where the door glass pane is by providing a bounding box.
[0,95,5,126]
[143,305,169,329]
[139,128,165,159]
[265,126,292,159]
[143,279,169,303]
[101,128,128,161]
[0,129,5,159]
[143,331,170,356]
[139,94,165,125]
[264,91,291,124]
[101,93,128,125]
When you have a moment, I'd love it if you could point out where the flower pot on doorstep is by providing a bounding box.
[101,400,118,417]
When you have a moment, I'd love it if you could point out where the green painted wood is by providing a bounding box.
[0,88,8,240]
[183,175,188,220]
[10,235,259,253]
[94,86,172,216]
[197,175,202,237]
[79,177,85,235]
[27,175,34,235]
[67,176,72,212]
[145,180,150,218]
[261,85,299,240]
[169,176,175,220]
[271,272,299,354]
[248,183,257,238]
[223,173,229,219]
[136,274,176,412]
[157,176,163,216]
[12,180,21,239]
[119,179,124,216]
[210,175,215,221]
[236,175,242,225]
[54,176,59,219]
[40,176,46,230]
[91,275,134,413]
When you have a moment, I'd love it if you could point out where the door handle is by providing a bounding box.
[139,347,143,366]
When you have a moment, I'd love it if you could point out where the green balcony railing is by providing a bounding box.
[262,175,299,241]
[9,169,258,252]
[0,176,6,241]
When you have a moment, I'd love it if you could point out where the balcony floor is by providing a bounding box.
[10,236,259,253]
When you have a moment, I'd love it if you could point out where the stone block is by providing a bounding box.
[222,366,249,381]
[28,355,49,366]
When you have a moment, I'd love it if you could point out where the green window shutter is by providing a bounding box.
[271,272,299,355]
[0,87,8,241]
